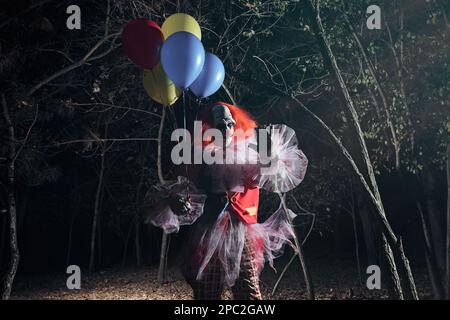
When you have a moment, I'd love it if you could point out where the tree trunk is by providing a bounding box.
[1,94,20,300]
[156,105,170,283]
[333,210,345,257]
[295,234,314,300]
[279,194,314,299]
[385,8,415,153]
[423,168,445,273]
[380,234,403,299]
[134,139,149,268]
[418,201,444,298]
[272,195,316,297]
[158,231,169,283]
[0,192,7,271]
[350,201,362,286]
[157,106,166,185]
[66,169,80,266]
[446,143,450,299]
[17,187,30,234]
[343,13,401,169]
[0,211,6,271]
[96,198,103,268]
[302,0,417,299]
[89,150,106,273]
[134,214,142,267]
[395,236,419,300]
[359,201,378,267]
[121,221,134,268]
[66,208,77,266]
[424,245,444,299]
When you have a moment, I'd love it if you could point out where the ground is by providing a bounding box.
[11,256,432,300]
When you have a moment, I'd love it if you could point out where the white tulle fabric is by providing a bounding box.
[144,176,207,234]
[258,124,308,193]
[194,202,298,287]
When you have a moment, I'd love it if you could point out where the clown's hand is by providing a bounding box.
[168,194,192,216]
[143,176,206,233]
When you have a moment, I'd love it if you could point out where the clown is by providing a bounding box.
[145,102,308,300]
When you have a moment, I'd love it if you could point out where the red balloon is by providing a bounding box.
[122,19,164,69]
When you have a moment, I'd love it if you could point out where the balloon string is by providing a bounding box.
[152,68,164,106]
[182,90,190,199]
[195,98,201,121]
[183,90,186,131]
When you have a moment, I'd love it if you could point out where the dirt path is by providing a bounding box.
[11,258,432,300]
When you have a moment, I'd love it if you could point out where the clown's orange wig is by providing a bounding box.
[198,102,257,145]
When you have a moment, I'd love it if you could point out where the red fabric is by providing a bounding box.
[228,187,259,224]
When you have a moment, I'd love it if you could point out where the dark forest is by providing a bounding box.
[0,0,449,301]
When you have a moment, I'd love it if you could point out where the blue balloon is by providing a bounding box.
[161,31,205,89]
[190,53,225,98]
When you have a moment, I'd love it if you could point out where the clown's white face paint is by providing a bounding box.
[211,104,236,147]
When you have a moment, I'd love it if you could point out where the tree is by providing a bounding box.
[1,94,20,300]
[300,0,418,299]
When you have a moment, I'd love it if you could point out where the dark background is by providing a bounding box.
[0,0,448,299]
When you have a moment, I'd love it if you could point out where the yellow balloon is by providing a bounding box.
[161,13,201,40]
[143,63,181,106]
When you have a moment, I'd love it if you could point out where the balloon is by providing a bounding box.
[122,19,164,69]
[161,32,205,89]
[143,63,181,106]
[161,13,201,40]
[190,53,225,98]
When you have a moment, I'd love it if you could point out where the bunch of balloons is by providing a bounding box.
[122,14,225,106]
